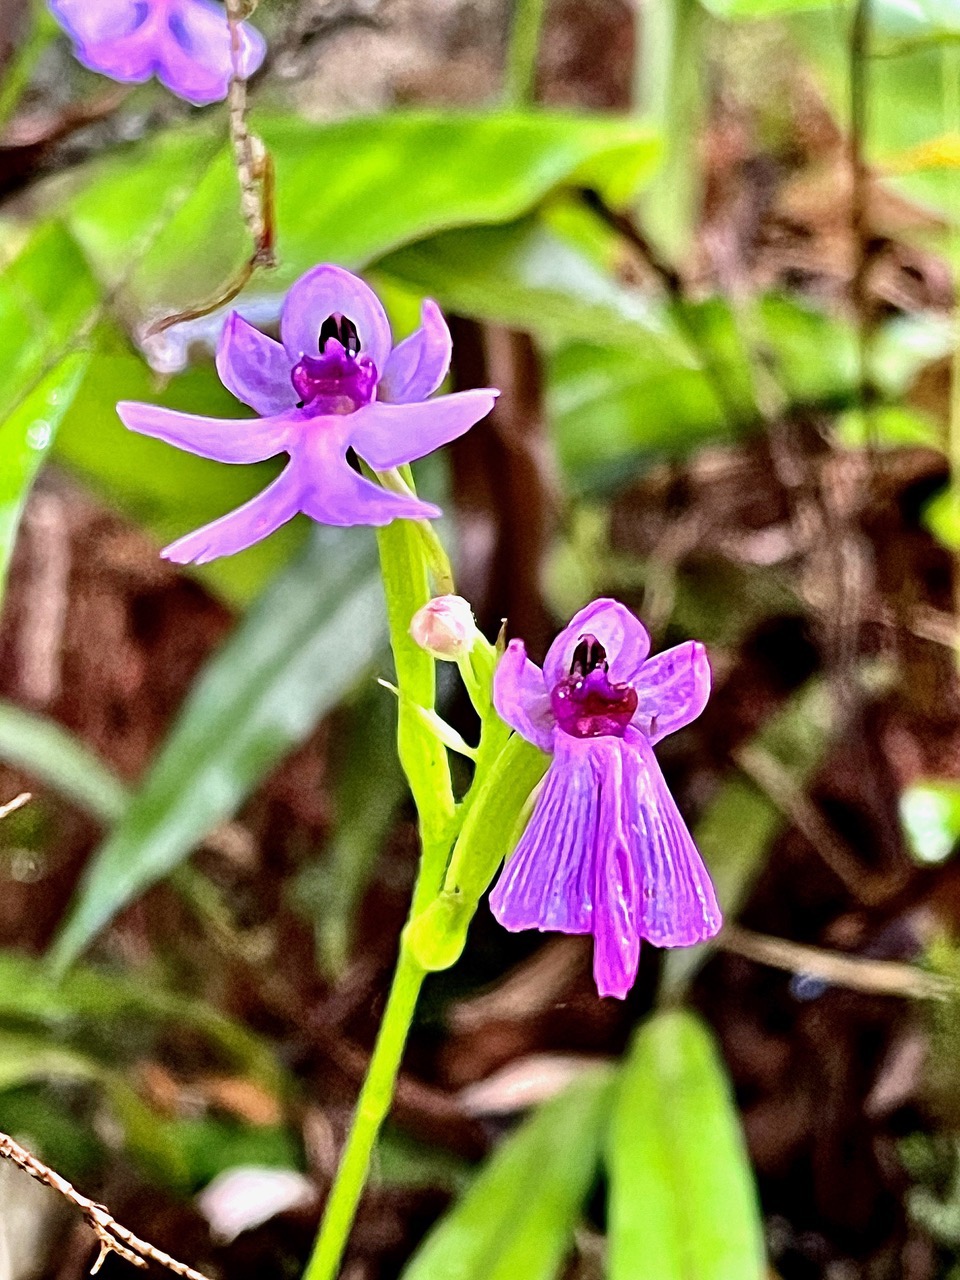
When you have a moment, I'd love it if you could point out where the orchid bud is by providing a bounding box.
[410,595,480,661]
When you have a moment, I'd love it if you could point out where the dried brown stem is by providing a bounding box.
[718,924,949,1002]
[0,1132,212,1280]
[0,791,30,819]
[146,0,275,336]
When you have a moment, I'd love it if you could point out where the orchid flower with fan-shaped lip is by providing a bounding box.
[118,265,498,564]
[49,0,265,105]
[490,598,721,999]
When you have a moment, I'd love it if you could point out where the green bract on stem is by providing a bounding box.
[302,486,540,1280]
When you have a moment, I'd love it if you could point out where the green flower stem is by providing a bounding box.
[303,509,456,1280]
[504,0,548,107]
[302,943,426,1280]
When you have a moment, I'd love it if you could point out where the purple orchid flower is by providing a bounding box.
[118,265,498,564]
[49,0,265,106]
[490,598,721,999]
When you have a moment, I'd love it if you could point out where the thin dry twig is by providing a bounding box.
[146,0,276,336]
[0,791,30,820]
[0,1132,212,1280]
[718,923,951,1001]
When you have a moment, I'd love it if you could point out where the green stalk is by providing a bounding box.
[302,515,453,1280]
[504,0,548,107]
[302,944,425,1280]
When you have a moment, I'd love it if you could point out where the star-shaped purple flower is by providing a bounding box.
[118,265,498,564]
[490,598,721,999]
[49,0,265,106]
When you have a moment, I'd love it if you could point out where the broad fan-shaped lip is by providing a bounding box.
[280,265,393,372]
[543,598,651,689]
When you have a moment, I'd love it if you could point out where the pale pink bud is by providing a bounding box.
[410,595,479,661]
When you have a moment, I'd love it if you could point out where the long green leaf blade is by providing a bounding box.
[0,352,90,608]
[0,700,129,824]
[607,1010,765,1280]
[50,525,386,970]
[402,1069,613,1280]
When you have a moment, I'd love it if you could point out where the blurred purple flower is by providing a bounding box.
[118,265,497,563]
[49,0,265,105]
[490,598,720,999]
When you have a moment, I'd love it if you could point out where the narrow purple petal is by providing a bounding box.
[622,729,721,947]
[489,736,600,934]
[297,446,441,526]
[347,390,498,471]
[492,639,555,752]
[633,641,711,744]
[592,738,640,998]
[378,300,452,404]
[118,402,294,464]
[543,598,651,689]
[281,266,392,372]
[216,313,296,416]
[162,466,302,565]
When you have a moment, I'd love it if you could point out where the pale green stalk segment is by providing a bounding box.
[504,0,548,107]
[375,518,456,910]
[305,508,458,1280]
[302,946,426,1280]
[406,733,549,971]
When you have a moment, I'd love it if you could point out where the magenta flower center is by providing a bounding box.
[290,313,378,415]
[550,634,638,739]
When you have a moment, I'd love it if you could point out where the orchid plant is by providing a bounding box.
[45,3,722,1273]
[119,264,722,1279]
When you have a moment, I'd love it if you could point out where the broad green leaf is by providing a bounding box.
[0,949,281,1087]
[50,525,386,970]
[607,1010,765,1280]
[52,343,304,606]
[378,217,684,354]
[401,1069,613,1280]
[549,295,948,488]
[0,699,129,824]
[900,780,960,864]
[0,222,99,418]
[0,352,89,608]
[662,678,836,996]
[702,0,846,15]
[0,1030,189,1187]
[65,111,660,319]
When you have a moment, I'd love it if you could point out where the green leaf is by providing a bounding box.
[64,111,659,318]
[50,525,387,970]
[607,1010,765,1280]
[0,223,99,418]
[401,1069,613,1280]
[378,216,683,353]
[0,949,281,1088]
[0,352,89,609]
[0,1030,190,1187]
[0,699,129,824]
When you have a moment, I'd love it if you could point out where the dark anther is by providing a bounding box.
[319,314,361,356]
[570,634,607,677]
